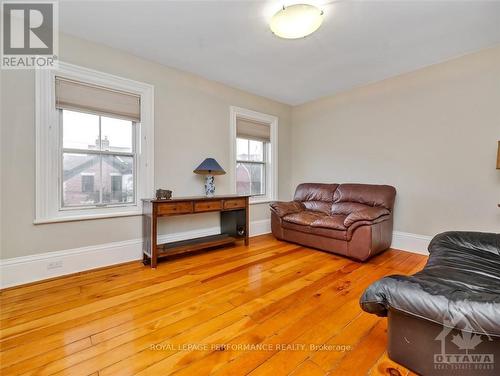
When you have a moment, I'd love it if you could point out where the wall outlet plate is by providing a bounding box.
[47,260,63,270]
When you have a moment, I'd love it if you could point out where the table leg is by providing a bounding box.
[245,197,250,246]
[149,204,158,268]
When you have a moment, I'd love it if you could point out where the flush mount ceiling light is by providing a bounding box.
[270,3,324,39]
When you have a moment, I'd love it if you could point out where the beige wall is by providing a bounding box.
[0,34,292,259]
[2,35,499,260]
[291,46,500,236]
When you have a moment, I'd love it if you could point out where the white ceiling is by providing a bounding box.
[59,1,500,105]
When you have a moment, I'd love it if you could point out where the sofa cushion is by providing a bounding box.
[302,201,332,214]
[344,207,390,227]
[311,215,347,230]
[270,201,304,218]
[331,202,371,215]
[281,220,347,240]
[282,211,326,226]
[294,183,338,202]
[334,184,396,211]
[293,183,338,214]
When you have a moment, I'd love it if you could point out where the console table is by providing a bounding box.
[142,195,250,268]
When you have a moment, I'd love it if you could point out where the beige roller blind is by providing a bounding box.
[236,118,270,142]
[55,77,141,122]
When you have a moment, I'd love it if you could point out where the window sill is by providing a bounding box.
[249,197,274,205]
[34,210,141,224]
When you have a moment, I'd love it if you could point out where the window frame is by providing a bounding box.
[229,106,278,204]
[35,62,154,224]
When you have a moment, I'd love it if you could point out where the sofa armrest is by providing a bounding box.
[344,207,390,227]
[269,201,304,218]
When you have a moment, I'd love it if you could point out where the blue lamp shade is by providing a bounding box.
[193,158,226,175]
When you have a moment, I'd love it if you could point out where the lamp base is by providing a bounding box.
[204,175,215,197]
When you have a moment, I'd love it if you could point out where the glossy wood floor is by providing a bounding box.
[0,235,427,376]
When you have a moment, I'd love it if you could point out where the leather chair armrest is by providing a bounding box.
[359,277,393,317]
[269,201,304,218]
[344,207,390,227]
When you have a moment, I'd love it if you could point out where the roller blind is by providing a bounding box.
[236,118,270,142]
[55,77,141,122]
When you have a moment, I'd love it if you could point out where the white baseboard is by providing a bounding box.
[156,219,271,245]
[391,231,432,255]
[0,239,142,289]
[249,219,272,237]
[0,219,273,289]
[0,224,431,289]
[157,226,220,245]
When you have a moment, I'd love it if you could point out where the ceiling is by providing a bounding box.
[59,1,500,105]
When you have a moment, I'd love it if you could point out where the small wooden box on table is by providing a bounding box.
[142,195,250,268]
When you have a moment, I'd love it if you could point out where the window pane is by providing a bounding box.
[101,116,133,152]
[102,155,134,204]
[62,153,100,206]
[236,162,265,196]
[81,175,95,193]
[249,140,264,162]
[236,138,249,161]
[62,110,100,150]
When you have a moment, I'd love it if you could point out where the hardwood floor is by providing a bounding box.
[0,234,427,376]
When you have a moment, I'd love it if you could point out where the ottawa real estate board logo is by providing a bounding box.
[434,316,495,374]
[1,1,58,69]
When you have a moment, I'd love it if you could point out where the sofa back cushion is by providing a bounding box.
[293,183,338,214]
[331,202,372,215]
[333,184,396,211]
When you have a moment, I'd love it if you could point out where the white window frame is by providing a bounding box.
[229,106,278,205]
[35,62,154,223]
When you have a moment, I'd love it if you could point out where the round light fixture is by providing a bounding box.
[270,4,324,39]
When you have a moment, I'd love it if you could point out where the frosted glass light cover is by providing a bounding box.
[270,4,324,39]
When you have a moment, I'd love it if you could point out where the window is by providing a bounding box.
[81,174,95,194]
[61,110,135,208]
[230,107,278,204]
[236,138,266,196]
[35,62,154,223]
[111,175,124,201]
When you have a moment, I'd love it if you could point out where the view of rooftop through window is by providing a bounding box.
[61,110,135,207]
[236,137,266,196]
[63,110,133,152]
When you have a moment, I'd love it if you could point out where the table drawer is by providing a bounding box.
[223,198,246,210]
[194,200,222,212]
[157,202,192,215]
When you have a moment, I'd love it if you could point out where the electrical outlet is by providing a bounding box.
[47,260,63,270]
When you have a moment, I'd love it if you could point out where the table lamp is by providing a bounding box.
[193,158,226,196]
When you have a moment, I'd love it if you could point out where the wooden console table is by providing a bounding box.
[142,195,250,268]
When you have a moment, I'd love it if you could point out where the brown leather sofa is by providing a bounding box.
[270,183,396,261]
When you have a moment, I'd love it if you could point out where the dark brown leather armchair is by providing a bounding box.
[360,231,500,376]
[270,183,396,261]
